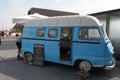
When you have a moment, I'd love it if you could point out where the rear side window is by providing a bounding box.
[37,29,44,37]
[79,28,101,40]
[48,29,58,38]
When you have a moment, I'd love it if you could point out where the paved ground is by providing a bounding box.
[0,36,120,80]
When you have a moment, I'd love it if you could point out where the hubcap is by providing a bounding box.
[24,53,33,63]
[79,61,91,72]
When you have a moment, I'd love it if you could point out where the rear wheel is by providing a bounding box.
[77,61,92,72]
[24,52,33,64]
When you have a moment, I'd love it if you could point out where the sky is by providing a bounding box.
[0,0,120,31]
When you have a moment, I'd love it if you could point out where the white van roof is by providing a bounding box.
[24,15,102,27]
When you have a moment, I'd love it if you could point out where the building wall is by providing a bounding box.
[109,16,120,56]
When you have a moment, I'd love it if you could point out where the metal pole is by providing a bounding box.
[106,13,110,37]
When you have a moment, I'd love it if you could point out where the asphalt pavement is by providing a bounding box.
[0,36,120,80]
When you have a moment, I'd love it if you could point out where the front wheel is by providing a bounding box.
[77,61,92,72]
[24,52,33,64]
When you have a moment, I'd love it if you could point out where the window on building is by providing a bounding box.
[48,29,58,38]
[79,28,101,40]
[37,29,44,37]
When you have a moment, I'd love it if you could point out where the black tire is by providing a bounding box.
[76,60,92,72]
[24,53,33,64]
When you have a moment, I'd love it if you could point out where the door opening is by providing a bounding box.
[60,28,72,61]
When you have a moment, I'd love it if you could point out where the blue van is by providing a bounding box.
[22,15,115,71]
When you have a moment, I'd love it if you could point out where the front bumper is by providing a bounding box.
[104,58,115,70]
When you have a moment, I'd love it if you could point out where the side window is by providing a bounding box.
[88,29,100,40]
[48,29,58,38]
[79,28,101,40]
[37,29,44,37]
